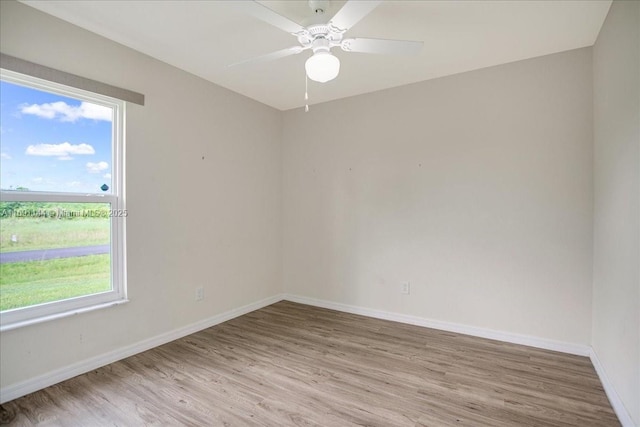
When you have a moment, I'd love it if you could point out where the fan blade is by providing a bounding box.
[228,46,304,68]
[238,0,306,35]
[341,38,423,55]
[328,0,383,32]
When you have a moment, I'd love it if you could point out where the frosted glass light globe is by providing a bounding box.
[305,51,340,83]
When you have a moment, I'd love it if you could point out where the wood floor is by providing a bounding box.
[1,301,619,426]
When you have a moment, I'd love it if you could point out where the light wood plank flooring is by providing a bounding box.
[1,301,619,426]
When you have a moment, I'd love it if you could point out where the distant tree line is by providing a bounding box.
[0,202,112,219]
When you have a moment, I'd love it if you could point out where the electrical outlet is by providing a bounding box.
[195,286,204,301]
[401,281,410,295]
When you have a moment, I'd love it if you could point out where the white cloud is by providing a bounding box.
[86,161,109,173]
[103,173,112,179]
[26,142,95,160]
[0,152,11,160]
[20,101,112,122]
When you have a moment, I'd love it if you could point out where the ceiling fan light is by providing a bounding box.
[305,51,340,83]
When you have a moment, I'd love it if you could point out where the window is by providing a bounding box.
[0,69,127,330]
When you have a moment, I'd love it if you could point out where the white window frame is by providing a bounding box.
[0,69,127,331]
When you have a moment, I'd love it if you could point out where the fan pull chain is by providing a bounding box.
[304,73,309,113]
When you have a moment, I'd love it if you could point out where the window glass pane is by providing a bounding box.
[0,81,113,194]
[0,70,125,328]
[0,202,111,311]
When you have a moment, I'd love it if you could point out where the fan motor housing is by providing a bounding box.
[297,24,343,47]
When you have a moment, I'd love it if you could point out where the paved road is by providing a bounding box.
[0,244,110,263]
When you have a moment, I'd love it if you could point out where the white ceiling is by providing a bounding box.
[22,0,611,111]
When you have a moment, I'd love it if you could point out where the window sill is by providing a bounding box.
[0,299,129,332]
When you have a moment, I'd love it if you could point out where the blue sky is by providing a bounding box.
[0,80,113,194]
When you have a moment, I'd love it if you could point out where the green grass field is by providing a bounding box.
[0,254,111,311]
[0,217,110,252]
[1,212,112,311]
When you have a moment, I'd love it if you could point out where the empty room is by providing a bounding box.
[0,0,638,425]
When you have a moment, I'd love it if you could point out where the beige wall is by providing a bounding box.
[283,48,594,346]
[0,1,282,389]
[592,1,640,424]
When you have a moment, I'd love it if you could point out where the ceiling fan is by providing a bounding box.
[231,0,423,83]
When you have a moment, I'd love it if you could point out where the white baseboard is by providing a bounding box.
[283,294,591,356]
[589,348,636,427]
[0,293,285,404]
